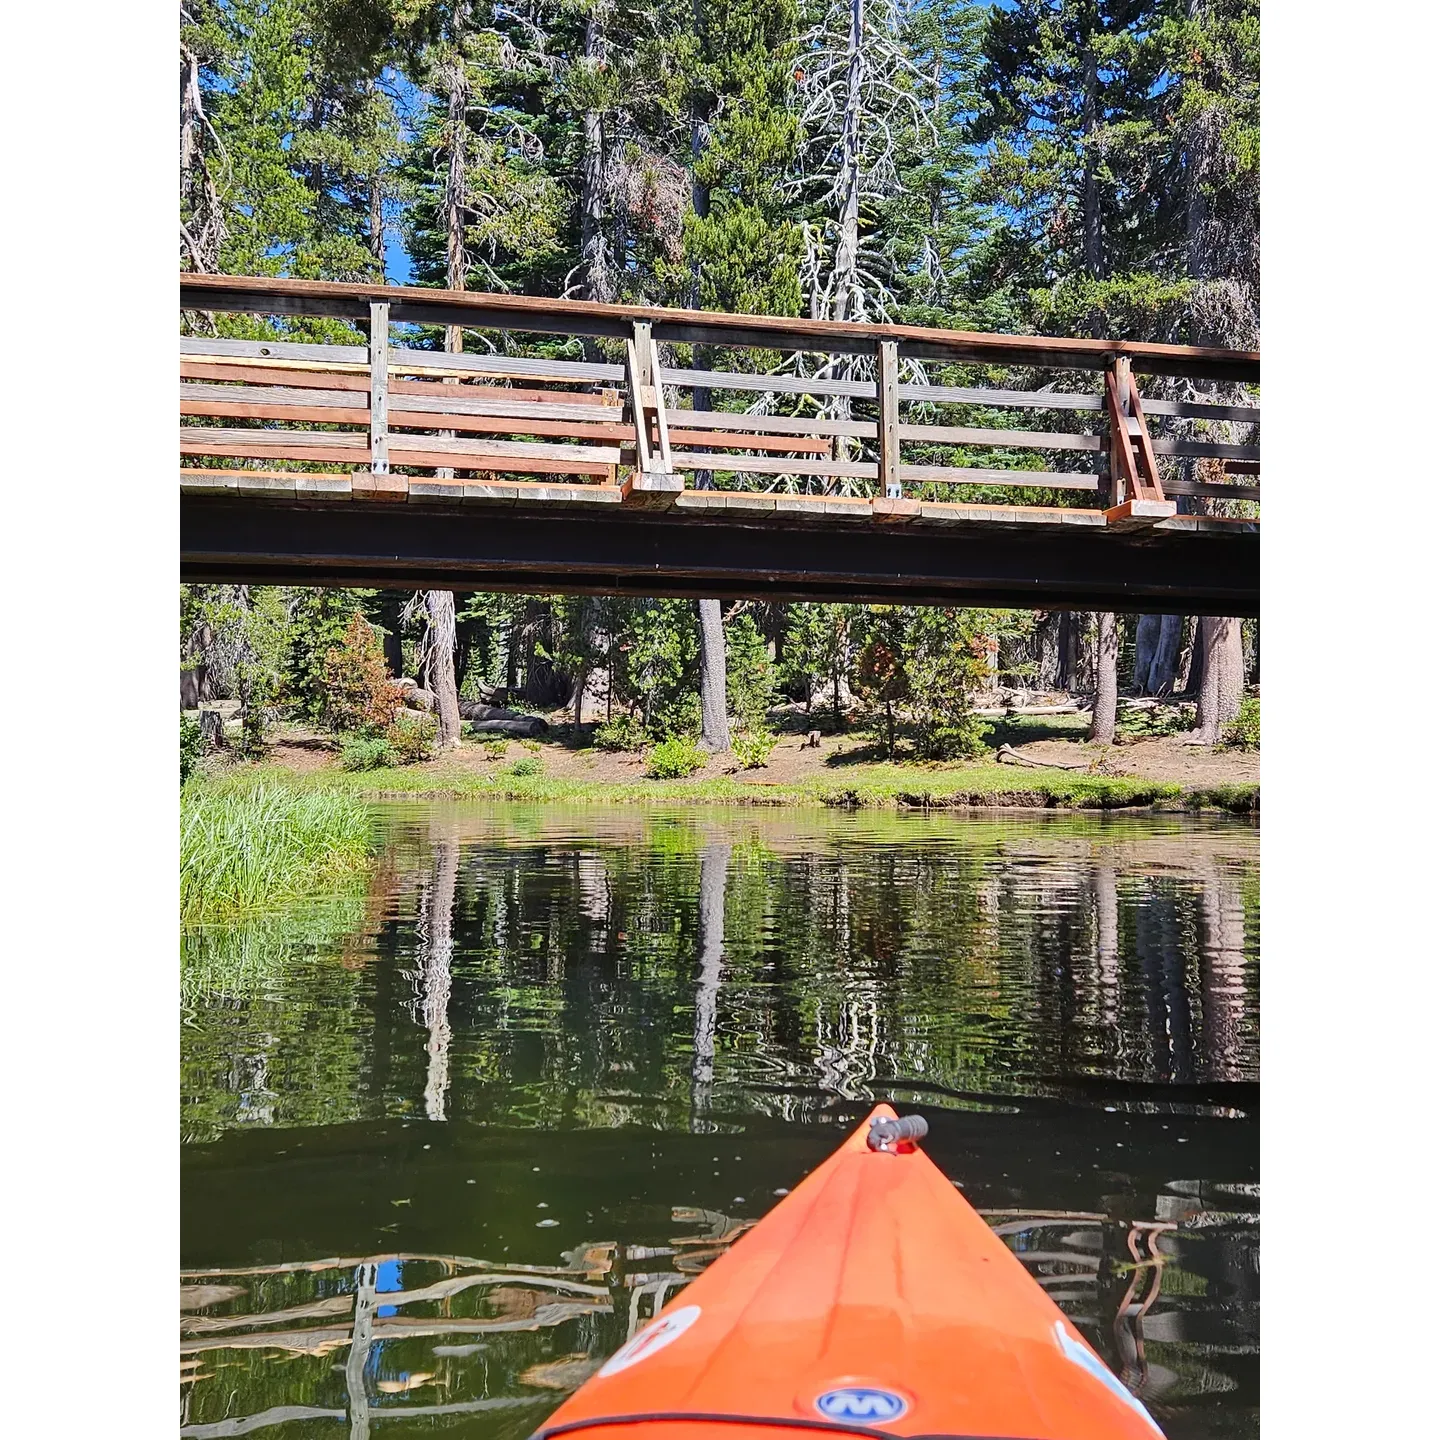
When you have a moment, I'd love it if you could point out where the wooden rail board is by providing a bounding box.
[898,465,1101,491]
[181,358,620,407]
[182,273,1260,381]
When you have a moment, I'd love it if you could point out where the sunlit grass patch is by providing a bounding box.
[181,778,373,923]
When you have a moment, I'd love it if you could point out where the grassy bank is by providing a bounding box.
[240,759,1257,814]
[181,779,375,923]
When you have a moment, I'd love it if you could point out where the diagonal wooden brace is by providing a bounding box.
[622,321,682,508]
[1104,358,1174,528]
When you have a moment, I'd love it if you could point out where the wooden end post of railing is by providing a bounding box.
[621,321,682,508]
[369,301,389,477]
[1103,355,1175,530]
[877,340,902,499]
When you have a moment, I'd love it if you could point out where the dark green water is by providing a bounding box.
[181,806,1259,1440]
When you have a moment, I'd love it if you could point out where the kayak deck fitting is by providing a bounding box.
[533,1105,1164,1440]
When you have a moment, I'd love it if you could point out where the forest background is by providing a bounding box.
[179,0,1259,775]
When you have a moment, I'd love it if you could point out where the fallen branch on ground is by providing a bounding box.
[996,744,1089,771]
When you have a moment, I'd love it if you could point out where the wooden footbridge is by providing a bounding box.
[180,275,1259,614]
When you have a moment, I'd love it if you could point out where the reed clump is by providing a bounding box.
[181,780,373,923]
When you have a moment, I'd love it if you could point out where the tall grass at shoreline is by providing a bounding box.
[181,780,373,923]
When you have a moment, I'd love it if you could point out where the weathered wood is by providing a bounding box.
[661,366,875,400]
[179,1405,347,1438]
[1105,498,1178,531]
[877,339,902,498]
[1105,360,1140,506]
[1126,372,1166,503]
[663,408,875,439]
[898,465,1101,491]
[370,300,389,476]
[899,424,1103,451]
[668,451,877,480]
[1166,478,1260,501]
[182,427,621,466]
[182,273,1261,381]
[667,429,831,455]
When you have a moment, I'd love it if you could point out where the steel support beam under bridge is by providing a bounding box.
[181,498,1258,617]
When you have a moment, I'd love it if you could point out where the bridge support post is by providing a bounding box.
[622,321,682,508]
[877,340,902,499]
[369,301,389,477]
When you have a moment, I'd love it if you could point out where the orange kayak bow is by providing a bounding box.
[536,1105,1163,1440]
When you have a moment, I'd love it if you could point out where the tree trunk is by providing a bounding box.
[1081,42,1104,284]
[579,11,610,304]
[1193,617,1243,743]
[1147,613,1184,696]
[698,599,730,752]
[1131,614,1161,691]
[427,590,462,748]
[1089,613,1118,743]
[420,833,458,1121]
[690,841,730,1125]
[833,0,865,324]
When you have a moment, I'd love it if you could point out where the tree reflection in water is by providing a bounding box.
[182,808,1259,1439]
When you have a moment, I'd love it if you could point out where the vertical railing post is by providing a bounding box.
[369,301,389,478]
[877,340,901,499]
[1104,354,1131,508]
[622,320,681,507]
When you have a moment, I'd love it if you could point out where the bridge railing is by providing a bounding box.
[181,275,1259,528]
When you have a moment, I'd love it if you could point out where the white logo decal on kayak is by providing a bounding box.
[1052,1321,1163,1435]
[598,1305,702,1377]
[815,1388,909,1423]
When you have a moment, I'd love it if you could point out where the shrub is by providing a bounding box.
[731,728,778,770]
[480,738,509,760]
[645,735,706,779]
[521,738,543,754]
[593,713,647,751]
[508,755,544,778]
[340,735,397,771]
[385,711,437,764]
[181,714,204,786]
[913,717,989,761]
[1222,695,1260,750]
[320,613,403,733]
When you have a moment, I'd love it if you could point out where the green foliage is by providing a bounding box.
[731,728,778,770]
[181,779,372,921]
[1119,703,1197,739]
[480,738,509,759]
[340,734,397,771]
[594,714,648,752]
[181,714,204,786]
[285,590,361,722]
[724,613,777,731]
[508,755,545,778]
[319,612,402,733]
[1222,695,1260,751]
[645,736,707,779]
[912,718,989,761]
[385,710,437,763]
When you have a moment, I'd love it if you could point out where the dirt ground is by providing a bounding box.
[263,714,1257,789]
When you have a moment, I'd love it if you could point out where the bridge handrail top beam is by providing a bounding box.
[180,273,1259,384]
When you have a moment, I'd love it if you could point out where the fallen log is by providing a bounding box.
[995,744,1088,771]
[469,717,548,738]
[458,700,544,725]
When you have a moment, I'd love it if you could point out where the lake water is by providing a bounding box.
[181,806,1258,1440]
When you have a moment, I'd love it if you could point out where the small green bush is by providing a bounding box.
[480,738,509,759]
[386,711,437,764]
[593,714,647,751]
[508,755,544,778]
[181,714,204,786]
[340,734,397,771]
[521,738,543,754]
[645,736,706,779]
[1222,695,1260,750]
[913,717,988,761]
[732,728,778,770]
